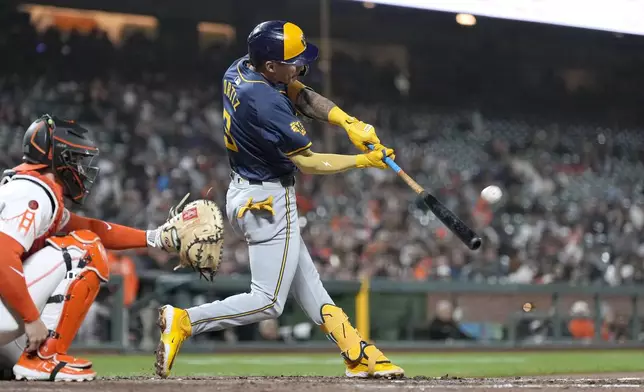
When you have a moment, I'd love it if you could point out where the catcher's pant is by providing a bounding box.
[187,173,334,335]
[0,245,77,366]
[0,232,108,367]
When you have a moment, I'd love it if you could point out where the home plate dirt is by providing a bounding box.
[3,374,644,391]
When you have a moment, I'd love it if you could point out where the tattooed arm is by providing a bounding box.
[287,81,337,121]
[287,80,383,152]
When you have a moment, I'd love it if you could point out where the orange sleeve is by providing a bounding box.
[0,233,40,322]
[64,213,147,250]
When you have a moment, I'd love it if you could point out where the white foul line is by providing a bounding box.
[351,384,643,389]
[181,356,525,366]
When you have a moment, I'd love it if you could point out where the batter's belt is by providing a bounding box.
[230,171,295,188]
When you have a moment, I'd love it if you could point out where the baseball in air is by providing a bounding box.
[481,185,503,204]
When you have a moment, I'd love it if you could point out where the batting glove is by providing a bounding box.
[356,147,395,169]
[343,117,384,153]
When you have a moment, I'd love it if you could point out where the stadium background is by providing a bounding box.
[1,0,644,371]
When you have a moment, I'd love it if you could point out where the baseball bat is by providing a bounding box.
[367,144,482,251]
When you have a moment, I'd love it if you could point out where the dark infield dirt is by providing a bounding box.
[2,374,644,392]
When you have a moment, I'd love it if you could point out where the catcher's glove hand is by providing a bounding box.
[158,193,224,281]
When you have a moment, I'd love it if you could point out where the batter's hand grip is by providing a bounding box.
[366,144,401,173]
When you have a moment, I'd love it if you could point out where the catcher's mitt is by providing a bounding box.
[159,193,224,281]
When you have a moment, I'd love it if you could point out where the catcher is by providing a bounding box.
[0,115,222,381]
[154,20,404,379]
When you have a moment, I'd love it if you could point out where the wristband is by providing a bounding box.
[328,106,353,127]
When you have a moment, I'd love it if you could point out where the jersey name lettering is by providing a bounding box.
[223,80,241,111]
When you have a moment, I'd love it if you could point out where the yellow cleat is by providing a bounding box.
[344,342,405,379]
[155,305,192,378]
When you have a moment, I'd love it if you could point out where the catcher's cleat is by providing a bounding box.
[343,342,405,379]
[13,352,96,382]
[53,354,92,370]
[155,305,192,378]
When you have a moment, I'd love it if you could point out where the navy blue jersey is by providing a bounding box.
[222,55,311,181]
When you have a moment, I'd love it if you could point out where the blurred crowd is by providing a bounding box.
[1,12,644,297]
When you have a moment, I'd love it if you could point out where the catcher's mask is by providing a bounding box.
[22,114,100,204]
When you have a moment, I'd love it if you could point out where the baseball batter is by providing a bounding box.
[0,115,177,381]
[156,20,404,379]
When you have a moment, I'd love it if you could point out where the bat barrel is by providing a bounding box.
[469,236,483,250]
[421,192,482,251]
[366,143,483,251]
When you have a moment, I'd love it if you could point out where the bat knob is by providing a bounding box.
[469,237,483,251]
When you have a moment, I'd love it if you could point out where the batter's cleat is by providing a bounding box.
[344,342,405,379]
[13,352,96,382]
[155,305,192,378]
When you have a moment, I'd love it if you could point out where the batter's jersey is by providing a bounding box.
[0,173,70,256]
[222,55,312,181]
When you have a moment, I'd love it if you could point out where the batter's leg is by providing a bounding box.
[290,238,405,379]
[290,237,334,324]
[156,185,300,378]
[187,230,301,333]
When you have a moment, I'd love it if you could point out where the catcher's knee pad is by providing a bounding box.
[38,230,109,359]
[320,304,364,362]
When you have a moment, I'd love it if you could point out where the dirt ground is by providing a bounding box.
[2,374,644,392]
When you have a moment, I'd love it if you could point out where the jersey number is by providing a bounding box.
[223,109,239,152]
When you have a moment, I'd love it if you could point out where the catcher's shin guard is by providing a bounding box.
[37,231,109,370]
[320,304,404,379]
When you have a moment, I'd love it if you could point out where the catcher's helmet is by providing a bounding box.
[247,20,319,68]
[21,114,100,204]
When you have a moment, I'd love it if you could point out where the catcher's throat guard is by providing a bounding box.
[160,194,224,281]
